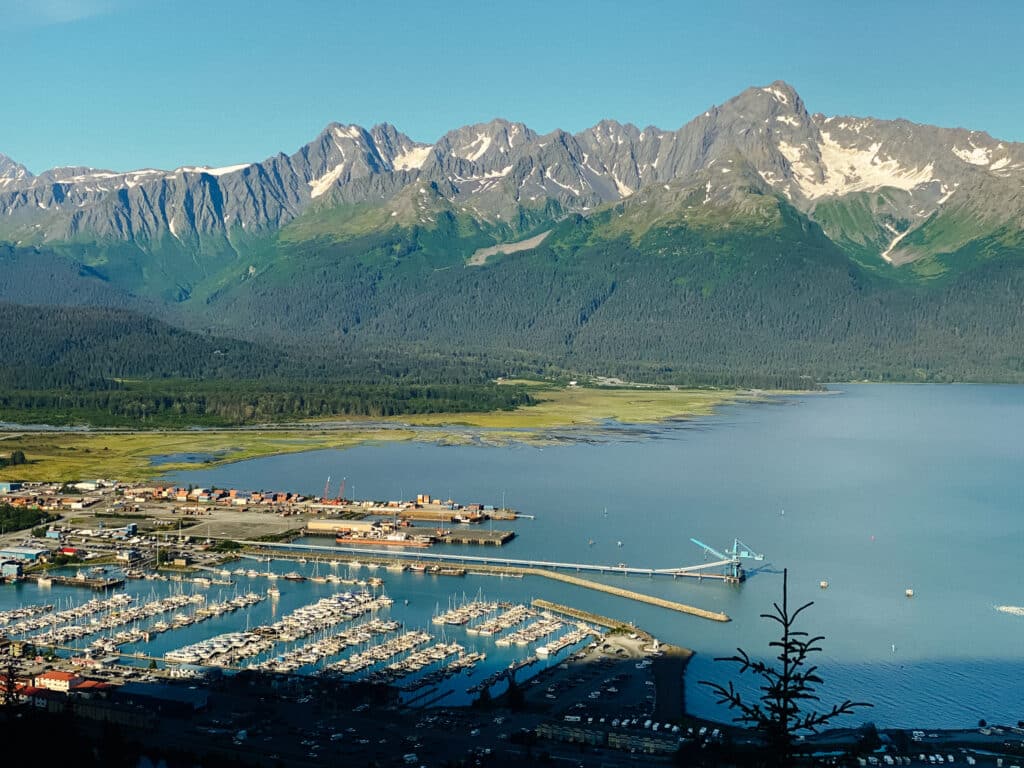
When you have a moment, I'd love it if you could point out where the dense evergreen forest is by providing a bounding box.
[197,212,1024,384]
[0,380,533,427]
[0,503,49,533]
[0,303,534,426]
[5,199,1024,431]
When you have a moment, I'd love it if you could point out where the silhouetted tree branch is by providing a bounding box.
[700,569,871,766]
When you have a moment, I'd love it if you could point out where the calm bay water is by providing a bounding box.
[5,385,1023,727]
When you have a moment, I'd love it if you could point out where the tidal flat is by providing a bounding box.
[0,385,752,482]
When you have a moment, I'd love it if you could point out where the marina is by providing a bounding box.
[1,385,1022,727]
[149,383,1024,728]
[0,561,603,708]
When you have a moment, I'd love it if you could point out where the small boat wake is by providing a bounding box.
[995,605,1024,617]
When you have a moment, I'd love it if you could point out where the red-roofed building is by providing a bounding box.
[34,669,83,692]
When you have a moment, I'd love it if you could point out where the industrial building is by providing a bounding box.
[0,546,50,562]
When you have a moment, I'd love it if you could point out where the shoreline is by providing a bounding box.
[1,386,786,482]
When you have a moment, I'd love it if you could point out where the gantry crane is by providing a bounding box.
[685,537,764,581]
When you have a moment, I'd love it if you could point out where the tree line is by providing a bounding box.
[0,380,533,427]
[0,504,49,533]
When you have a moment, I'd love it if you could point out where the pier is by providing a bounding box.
[522,570,730,622]
[241,539,749,582]
[302,525,514,546]
[437,529,514,546]
[241,542,733,622]
[28,573,125,591]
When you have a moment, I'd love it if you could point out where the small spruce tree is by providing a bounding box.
[700,569,871,766]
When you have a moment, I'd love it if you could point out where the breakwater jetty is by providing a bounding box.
[521,569,730,622]
[530,599,639,630]
[241,543,730,622]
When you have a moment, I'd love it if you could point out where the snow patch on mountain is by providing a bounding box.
[880,225,912,263]
[176,164,251,177]
[952,145,992,166]
[309,164,347,198]
[391,145,432,171]
[779,134,936,199]
[332,125,363,141]
[544,173,580,196]
[456,133,493,162]
[762,86,790,104]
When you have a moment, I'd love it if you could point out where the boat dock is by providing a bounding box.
[302,525,514,546]
[437,529,514,546]
[28,573,125,591]
[531,599,638,631]
[241,542,732,622]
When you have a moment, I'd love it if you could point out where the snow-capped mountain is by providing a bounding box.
[2,81,1023,267]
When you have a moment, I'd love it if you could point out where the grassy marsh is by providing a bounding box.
[1,385,761,482]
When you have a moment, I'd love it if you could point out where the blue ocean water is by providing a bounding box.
[5,384,1022,727]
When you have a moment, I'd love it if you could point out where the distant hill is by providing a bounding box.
[0,303,288,388]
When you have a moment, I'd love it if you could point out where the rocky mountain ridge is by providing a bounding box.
[2,81,1023,267]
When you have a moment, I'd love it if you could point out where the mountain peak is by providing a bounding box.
[0,152,32,182]
[724,80,807,117]
[761,79,800,103]
[323,122,370,143]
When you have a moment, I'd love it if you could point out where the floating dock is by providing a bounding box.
[28,574,125,591]
[437,529,514,546]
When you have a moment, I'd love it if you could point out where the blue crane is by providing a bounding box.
[690,537,764,581]
[726,538,764,561]
[690,538,729,561]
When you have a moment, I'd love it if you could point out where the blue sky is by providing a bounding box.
[3,0,1021,172]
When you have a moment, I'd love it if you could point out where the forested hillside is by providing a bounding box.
[7,78,1024,403]
[192,205,1024,385]
[0,303,533,426]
